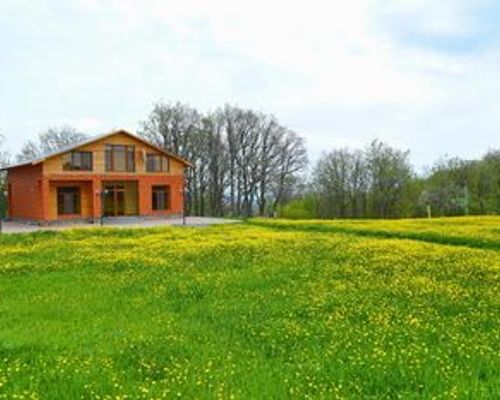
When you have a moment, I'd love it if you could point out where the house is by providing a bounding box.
[1,129,193,225]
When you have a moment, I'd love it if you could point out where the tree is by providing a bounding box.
[139,101,308,218]
[314,149,351,218]
[139,101,201,158]
[0,132,9,218]
[311,149,369,218]
[17,126,89,162]
[310,141,414,219]
[471,151,500,214]
[0,132,8,168]
[366,140,414,218]
[420,157,472,216]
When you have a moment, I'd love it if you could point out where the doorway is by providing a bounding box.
[103,181,138,217]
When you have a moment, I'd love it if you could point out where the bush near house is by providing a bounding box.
[1,218,500,399]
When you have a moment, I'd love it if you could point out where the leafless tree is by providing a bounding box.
[0,132,10,217]
[17,126,89,162]
[311,141,412,218]
[139,102,308,217]
[366,140,413,218]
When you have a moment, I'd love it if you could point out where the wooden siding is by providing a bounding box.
[42,132,185,176]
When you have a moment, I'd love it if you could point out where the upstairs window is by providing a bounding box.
[146,154,170,172]
[152,186,170,210]
[63,151,93,171]
[105,145,135,172]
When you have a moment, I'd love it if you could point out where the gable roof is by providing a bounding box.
[2,129,194,170]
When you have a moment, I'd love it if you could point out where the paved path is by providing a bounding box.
[0,217,240,234]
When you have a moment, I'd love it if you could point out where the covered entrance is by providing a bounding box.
[102,181,138,217]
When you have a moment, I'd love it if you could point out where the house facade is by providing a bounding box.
[3,130,192,224]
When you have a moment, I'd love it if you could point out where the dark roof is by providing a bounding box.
[2,129,194,170]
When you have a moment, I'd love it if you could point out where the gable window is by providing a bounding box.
[57,187,81,215]
[63,151,93,171]
[146,154,170,172]
[152,186,170,210]
[105,145,135,172]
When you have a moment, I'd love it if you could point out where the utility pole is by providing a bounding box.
[180,184,186,226]
[100,190,107,226]
[182,185,187,226]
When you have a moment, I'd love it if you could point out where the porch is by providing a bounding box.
[48,179,140,221]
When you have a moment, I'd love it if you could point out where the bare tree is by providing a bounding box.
[311,141,412,218]
[139,101,308,218]
[366,140,413,218]
[140,101,201,158]
[0,132,10,218]
[271,131,308,215]
[0,132,9,168]
[17,126,89,162]
[312,149,352,218]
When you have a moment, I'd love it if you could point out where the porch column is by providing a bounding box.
[40,177,50,225]
[138,179,148,216]
[91,177,102,223]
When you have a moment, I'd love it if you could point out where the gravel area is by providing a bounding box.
[0,217,240,234]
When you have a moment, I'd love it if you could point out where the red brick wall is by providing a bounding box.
[7,167,185,222]
[138,175,184,216]
[6,164,44,220]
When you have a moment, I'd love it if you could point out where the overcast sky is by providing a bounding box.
[1,0,500,170]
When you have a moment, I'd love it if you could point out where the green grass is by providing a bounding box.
[1,218,500,399]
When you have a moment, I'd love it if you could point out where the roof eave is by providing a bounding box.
[1,129,194,170]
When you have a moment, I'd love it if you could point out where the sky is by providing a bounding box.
[1,0,500,171]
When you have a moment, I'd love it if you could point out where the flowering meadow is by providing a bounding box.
[1,217,500,399]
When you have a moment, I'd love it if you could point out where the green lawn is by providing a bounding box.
[1,218,500,399]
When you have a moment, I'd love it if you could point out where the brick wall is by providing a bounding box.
[6,164,44,220]
[7,167,185,223]
[138,175,184,216]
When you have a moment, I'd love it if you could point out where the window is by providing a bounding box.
[152,186,170,210]
[57,187,81,215]
[105,145,135,172]
[63,151,93,171]
[146,154,170,172]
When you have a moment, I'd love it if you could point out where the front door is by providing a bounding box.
[103,182,126,217]
[102,181,138,217]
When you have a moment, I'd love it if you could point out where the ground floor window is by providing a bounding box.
[57,187,81,215]
[152,186,170,211]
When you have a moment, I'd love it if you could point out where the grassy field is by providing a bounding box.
[1,217,500,399]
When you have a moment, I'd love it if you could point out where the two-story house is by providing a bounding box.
[2,129,193,225]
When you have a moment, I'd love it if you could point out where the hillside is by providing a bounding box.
[1,218,500,399]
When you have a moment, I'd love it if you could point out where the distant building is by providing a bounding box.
[1,129,192,224]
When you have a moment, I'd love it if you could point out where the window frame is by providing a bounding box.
[152,185,170,211]
[105,145,135,172]
[63,151,93,171]
[146,153,170,173]
[57,187,81,215]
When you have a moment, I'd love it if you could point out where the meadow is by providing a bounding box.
[1,217,500,399]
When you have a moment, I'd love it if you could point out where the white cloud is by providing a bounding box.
[1,0,500,168]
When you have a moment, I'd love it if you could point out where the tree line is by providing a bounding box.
[284,143,500,219]
[139,103,307,217]
[303,140,415,219]
[4,101,500,219]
